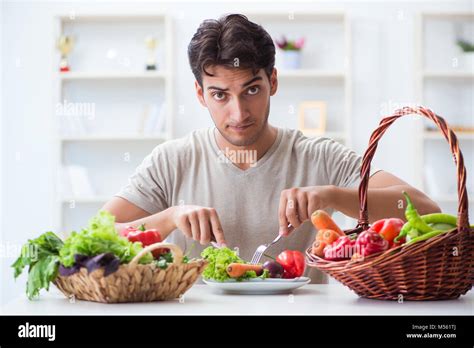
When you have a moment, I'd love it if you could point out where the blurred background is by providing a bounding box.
[1,0,473,305]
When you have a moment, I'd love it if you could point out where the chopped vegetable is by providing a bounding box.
[276,250,306,278]
[311,210,345,236]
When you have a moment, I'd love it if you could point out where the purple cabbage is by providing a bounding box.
[59,253,120,277]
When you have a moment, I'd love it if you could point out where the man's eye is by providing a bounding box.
[247,86,260,95]
[212,92,226,101]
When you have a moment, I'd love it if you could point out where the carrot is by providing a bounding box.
[311,210,344,236]
[312,240,327,258]
[317,229,340,245]
[226,263,263,278]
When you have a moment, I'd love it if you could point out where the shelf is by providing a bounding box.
[60,134,168,142]
[421,12,474,20]
[54,13,174,233]
[278,69,346,79]
[423,131,474,140]
[422,71,474,79]
[58,71,168,81]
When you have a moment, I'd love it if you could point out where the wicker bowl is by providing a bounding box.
[306,106,474,300]
[54,242,207,303]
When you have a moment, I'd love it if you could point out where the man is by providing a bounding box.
[102,14,440,282]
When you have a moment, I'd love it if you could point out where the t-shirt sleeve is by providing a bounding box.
[323,138,382,188]
[114,146,169,214]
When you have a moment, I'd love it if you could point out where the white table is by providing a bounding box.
[2,283,473,315]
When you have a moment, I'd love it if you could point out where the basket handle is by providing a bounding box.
[357,106,470,232]
[130,242,184,266]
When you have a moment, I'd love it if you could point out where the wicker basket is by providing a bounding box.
[54,242,207,303]
[306,106,474,301]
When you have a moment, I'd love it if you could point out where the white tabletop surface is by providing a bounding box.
[2,283,473,315]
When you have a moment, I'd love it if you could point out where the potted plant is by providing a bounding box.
[275,36,305,70]
[456,39,474,71]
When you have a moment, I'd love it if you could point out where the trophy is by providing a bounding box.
[145,36,158,71]
[57,35,74,72]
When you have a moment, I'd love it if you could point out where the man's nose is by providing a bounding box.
[229,97,250,123]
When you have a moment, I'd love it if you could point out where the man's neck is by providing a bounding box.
[214,125,278,170]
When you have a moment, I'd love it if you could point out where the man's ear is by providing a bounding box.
[195,80,207,107]
[269,68,278,96]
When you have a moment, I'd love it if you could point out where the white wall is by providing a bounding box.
[1,0,472,305]
[0,0,4,308]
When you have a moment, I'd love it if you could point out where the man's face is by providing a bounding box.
[195,66,278,147]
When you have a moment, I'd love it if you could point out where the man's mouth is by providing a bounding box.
[228,123,254,132]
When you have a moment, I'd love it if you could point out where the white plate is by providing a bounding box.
[202,277,311,295]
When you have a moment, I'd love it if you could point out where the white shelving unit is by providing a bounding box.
[247,11,352,146]
[52,14,174,234]
[415,12,474,216]
[247,11,353,228]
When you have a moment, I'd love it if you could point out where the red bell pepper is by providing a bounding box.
[122,224,164,258]
[276,250,306,278]
[354,230,389,257]
[324,236,355,261]
[368,218,405,247]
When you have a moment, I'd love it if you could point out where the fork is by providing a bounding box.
[250,225,291,264]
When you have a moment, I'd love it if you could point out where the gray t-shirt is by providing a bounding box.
[115,127,381,283]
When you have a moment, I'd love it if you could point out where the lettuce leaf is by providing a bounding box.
[11,231,63,299]
[201,246,266,282]
[59,211,152,267]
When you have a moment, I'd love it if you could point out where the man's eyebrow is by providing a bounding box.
[207,86,229,91]
[242,76,262,87]
[206,76,263,91]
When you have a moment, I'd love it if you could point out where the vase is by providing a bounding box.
[282,50,302,70]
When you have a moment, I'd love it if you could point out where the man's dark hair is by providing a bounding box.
[188,14,275,86]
